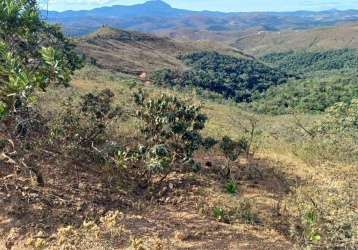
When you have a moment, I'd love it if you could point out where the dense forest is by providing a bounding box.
[152,50,358,114]
[260,49,358,74]
[253,49,358,113]
[151,51,290,102]
[250,72,358,114]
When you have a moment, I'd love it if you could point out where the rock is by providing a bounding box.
[174,231,187,241]
[78,182,87,190]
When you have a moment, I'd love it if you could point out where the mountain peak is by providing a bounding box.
[142,0,172,9]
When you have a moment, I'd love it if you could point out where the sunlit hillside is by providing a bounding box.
[1,1,357,250]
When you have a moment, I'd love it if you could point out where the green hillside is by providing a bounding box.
[250,72,358,114]
[151,51,290,102]
[260,49,358,74]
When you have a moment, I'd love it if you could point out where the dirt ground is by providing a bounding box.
[0,148,302,249]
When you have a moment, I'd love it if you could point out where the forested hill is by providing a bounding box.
[260,49,358,74]
[151,51,291,102]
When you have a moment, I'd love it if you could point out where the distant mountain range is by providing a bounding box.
[43,0,358,37]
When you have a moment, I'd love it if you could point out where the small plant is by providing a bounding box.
[212,207,226,222]
[234,198,260,225]
[219,136,246,178]
[211,198,259,225]
[225,179,237,194]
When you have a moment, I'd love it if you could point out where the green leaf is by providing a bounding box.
[0,102,7,119]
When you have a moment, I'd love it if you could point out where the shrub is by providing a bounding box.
[0,0,82,119]
[114,90,210,185]
[219,136,246,178]
[0,0,82,186]
[49,89,121,162]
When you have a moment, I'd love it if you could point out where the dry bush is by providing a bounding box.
[48,89,121,163]
[25,211,126,250]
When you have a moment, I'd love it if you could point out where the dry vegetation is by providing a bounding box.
[1,3,357,249]
[2,67,356,249]
[233,22,358,56]
[76,27,246,76]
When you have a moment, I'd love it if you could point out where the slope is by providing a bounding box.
[233,22,358,56]
[76,26,249,75]
[151,51,291,102]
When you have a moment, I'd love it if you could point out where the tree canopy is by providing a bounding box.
[151,51,290,102]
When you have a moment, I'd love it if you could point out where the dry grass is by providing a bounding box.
[233,22,358,56]
[76,27,247,76]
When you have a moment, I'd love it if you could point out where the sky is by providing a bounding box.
[40,0,358,12]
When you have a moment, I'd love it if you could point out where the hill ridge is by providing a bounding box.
[43,1,358,37]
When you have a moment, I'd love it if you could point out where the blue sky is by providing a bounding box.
[41,0,358,12]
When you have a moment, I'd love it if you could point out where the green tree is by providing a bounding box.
[0,0,82,118]
[0,0,82,186]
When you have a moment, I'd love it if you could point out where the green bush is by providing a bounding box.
[114,90,211,184]
[0,0,82,186]
[0,0,82,119]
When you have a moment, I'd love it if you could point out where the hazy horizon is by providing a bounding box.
[42,0,358,12]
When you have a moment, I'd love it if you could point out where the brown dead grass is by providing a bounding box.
[233,22,358,56]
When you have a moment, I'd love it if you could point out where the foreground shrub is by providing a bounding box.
[115,90,210,185]
[0,0,81,119]
[49,89,121,162]
[0,0,82,186]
